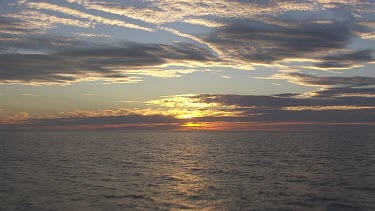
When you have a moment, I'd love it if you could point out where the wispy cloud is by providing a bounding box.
[182,18,226,28]
[4,10,91,31]
[21,1,152,31]
[1,0,374,85]
[260,72,375,87]
[20,93,40,96]
[75,33,111,38]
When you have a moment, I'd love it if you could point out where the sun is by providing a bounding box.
[182,122,202,127]
[178,113,195,119]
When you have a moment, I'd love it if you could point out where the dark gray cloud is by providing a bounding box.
[56,43,212,63]
[193,73,375,108]
[0,43,215,84]
[194,93,375,109]
[194,72,375,109]
[275,72,375,87]
[1,8,374,84]
[314,87,375,98]
[0,36,84,53]
[206,20,354,63]
[0,114,183,130]
[1,0,374,83]
[315,50,374,68]
[194,109,375,125]
[0,16,30,35]
[0,16,87,53]
[0,13,215,84]
[29,114,180,126]
[205,19,374,68]
[188,75,375,125]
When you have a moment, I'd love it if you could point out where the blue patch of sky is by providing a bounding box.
[0,0,21,13]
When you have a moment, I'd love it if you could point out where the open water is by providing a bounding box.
[1,131,375,210]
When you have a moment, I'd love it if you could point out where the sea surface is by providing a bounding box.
[1,131,375,210]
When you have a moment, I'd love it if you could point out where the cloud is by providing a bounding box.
[65,0,291,25]
[29,114,179,127]
[186,94,375,126]
[0,1,374,131]
[21,1,152,31]
[1,74,374,130]
[312,87,375,98]
[0,113,182,130]
[178,121,375,131]
[0,112,30,124]
[20,93,40,96]
[157,26,219,54]
[76,33,111,38]
[1,0,374,85]
[192,93,375,109]
[61,0,375,63]
[314,49,374,69]
[0,16,33,36]
[67,0,372,27]
[190,73,375,112]
[204,20,371,67]
[0,42,215,85]
[262,72,375,87]
[146,73,375,125]
[4,10,91,31]
[1,86,374,130]
[358,21,375,39]
[182,19,226,28]
[145,78,375,124]
[0,35,84,54]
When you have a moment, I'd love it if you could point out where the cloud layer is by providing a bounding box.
[0,0,374,131]
[1,74,374,131]
[263,72,375,87]
[0,0,374,84]
[0,43,215,84]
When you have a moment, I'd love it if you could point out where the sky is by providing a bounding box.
[0,0,374,131]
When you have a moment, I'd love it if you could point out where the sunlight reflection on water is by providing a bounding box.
[1,131,375,210]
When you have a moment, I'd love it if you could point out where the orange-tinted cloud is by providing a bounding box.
[1,81,374,131]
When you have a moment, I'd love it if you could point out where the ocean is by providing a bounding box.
[1,131,374,210]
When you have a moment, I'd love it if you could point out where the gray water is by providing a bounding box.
[1,131,375,210]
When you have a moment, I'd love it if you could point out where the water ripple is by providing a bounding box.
[1,131,374,210]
